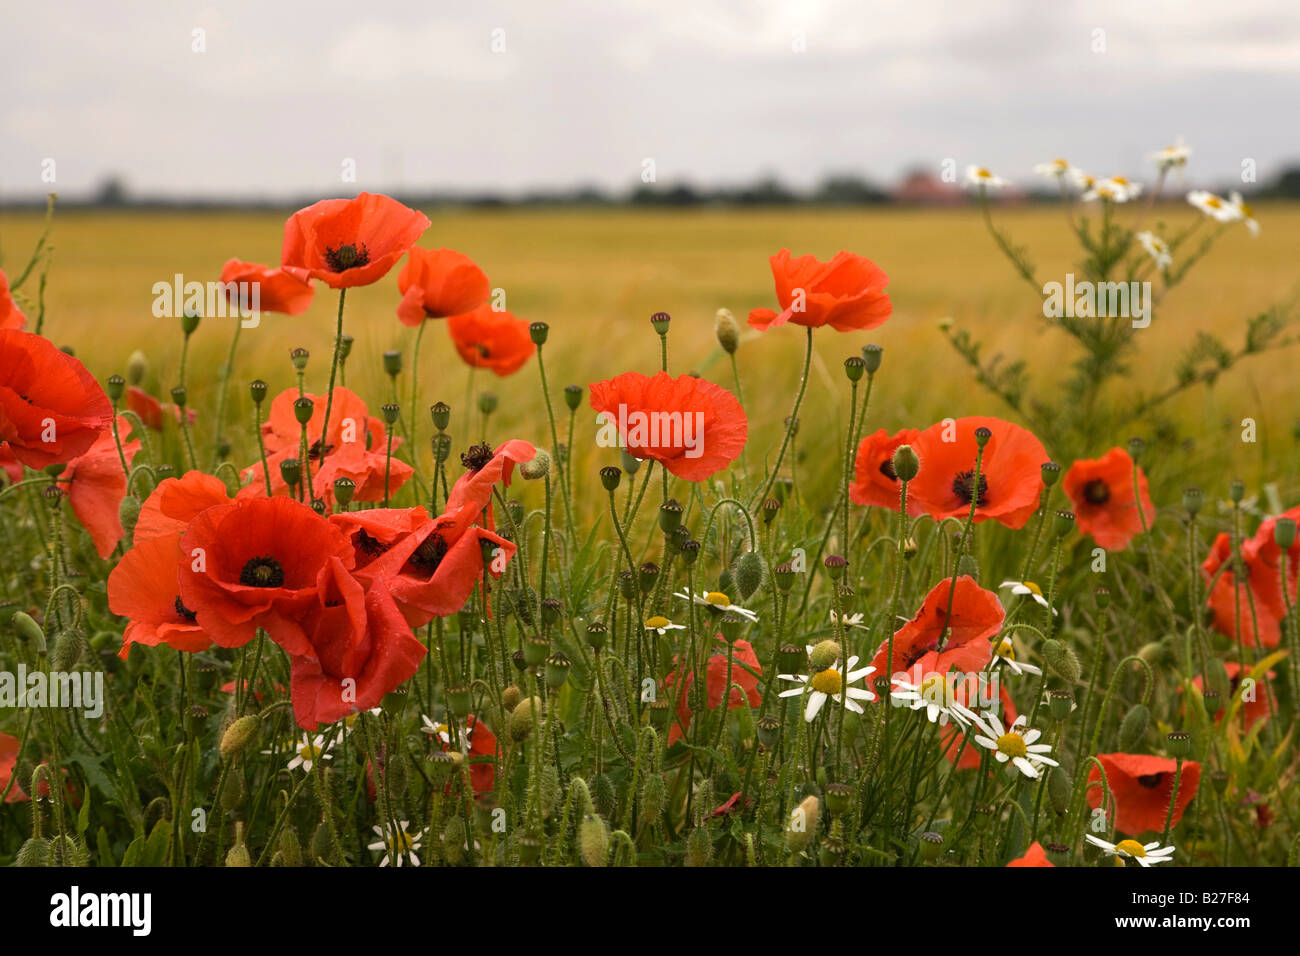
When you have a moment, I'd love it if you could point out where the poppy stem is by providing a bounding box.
[1160,757,1184,846]
[752,326,812,510]
[316,288,347,479]
[210,321,242,468]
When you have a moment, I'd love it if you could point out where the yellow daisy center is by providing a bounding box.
[645,616,670,630]
[1240,201,1254,217]
[976,168,991,179]
[920,674,953,705]
[1205,196,1222,208]
[388,830,415,854]
[298,741,321,762]
[1115,839,1146,858]
[995,637,1016,661]
[810,668,842,695]
[1111,176,1130,186]
[705,592,730,607]
[996,732,1027,759]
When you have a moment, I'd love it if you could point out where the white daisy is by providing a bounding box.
[778,656,876,722]
[1033,158,1073,179]
[420,714,485,756]
[644,615,686,636]
[1148,138,1191,172]
[1069,168,1097,193]
[966,165,1008,189]
[991,635,1043,677]
[1186,190,1240,223]
[1225,191,1260,237]
[1085,834,1176,867]
[673,590,759,623]
[829,609,868,630]
[334,707,383,745]
[973,713,1058,778]
[368,821,422,867]
[1082,176,1142,203]
[999,579,1057,615]
[262,733,332,774]
[891,673,985,729]
[1135,231,1172,270]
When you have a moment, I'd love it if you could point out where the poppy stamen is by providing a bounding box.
[879,458,898,481]
[1083,479,1111,504]
[174,596,198,623]
[240,555,286,588]
[407,533,449,575]
[323,243,370,273]
[1136,772,1167,789]
[952,469,989,506]
[355,529,389,560]
[461,442,494,472]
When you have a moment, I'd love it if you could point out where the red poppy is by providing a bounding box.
[63,415,141,558]
[428,714,500,795]
[1247,505,1300,623]
[941,682,1017,770]
[339,502,516,627]
[108,532,210,659]
[1062,448,1155,551]
[588,371,747,482]
[177,495,354,650]
[444,438,537,519]
[867,575,1003,682]
[850,427,922,511]
[1201,532,1286,649]
[281,192,429,289]
[134,470,233,542]
[907,416,1048,529]
[446,305,535,377]
[747,249,892,332]
[396,248,490,325]
[220,259,314,315]
[1,442,21,485]
[0,269,26,330]
[0,328,113,468]
[1087,753,1202,835]
[125,386,197,431]
[285,560,426,729]
[664,636,762,746]
[1006,841,1054,867]
[1,732,28,803]
[1191,661,1274,731]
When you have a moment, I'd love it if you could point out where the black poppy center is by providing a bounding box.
[952,469,989,506]
[239,555,286,588]
[355,529,389,562]
[1083,479,1110,505]
[879,458,898,481]
[323,242,370,272]
[308,439,334,461]
[174,596,198,623]
[407,533,448,576]
[461,442,494,472]
[476,344,491,358]
[1136,772,1167,789]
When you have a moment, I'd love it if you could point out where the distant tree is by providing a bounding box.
[94,175,129,207]
[813,173,888,204]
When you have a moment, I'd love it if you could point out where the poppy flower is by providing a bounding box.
[285,559,426,730]
[588,371,747,482]
[62,415,141,558]
[1,732,28,803]
[1006,842,1054,867]
[341,502,516,627]
[108,532,210,659]
[1247,505,1300,620]
[134,470,233,542]
[1191,661,1274,731]
[907,416,1048,529]
[1,442,22,485]
[868,575,1003,683]
[126,386,197,431]
[747,249,892,332]
[396,248,491,325]
[1062,447,1155,550]
[1087,753,1202,835]
[664,636,762,746]
[425,714,500,795]
[1201,533,1286,649]
[177,495,355,650]
[281,192,430,289]
[0,269,26,330]
[444,438,537,518]
[0,328,113,468]
[220,259,314,315]
[446,305,535,377]
[850,427,922,510]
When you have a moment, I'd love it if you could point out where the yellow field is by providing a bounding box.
[3,203,1297,497]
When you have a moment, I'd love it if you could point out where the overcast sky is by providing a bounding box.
[3,0,1298,200]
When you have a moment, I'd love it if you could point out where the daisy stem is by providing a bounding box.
[752,325,812,510]
[316,288,347,475]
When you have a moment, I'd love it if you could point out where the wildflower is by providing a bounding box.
[1062,447,1156,551]
[1082,176,1142,203]
[1069,168,1097,193]
[443,438,537,518]
[109,532,211,659]
[867,575,1002,679]
[281,192,430,289]
[446,304,536,377]
[1225,191,1260,236]
[126,386,197,431]
[62,415,142,557]
[396,247,490,325]
[1032,158,1073,180]
[336,708,382,742]
[1087,753,1202,834]
[1191,662,1274,731]
[907,416,1049,529]
[1201,531,1288,649]
[990,632,1043,675]
[778,655,875,722]
[849,427,923,511]
[368,822,422,867]
[219,259,314,314]
[1148,138,1191,172]
[966,166,1008,189]
[0,269,26,330]
[134,470,233,542]
[1007,841,1055,867]
[644,616,686,636]
[747,249,892,332]
[891,672,983,728]
[1135,231,1172,270]
[940,682,1018,769]
[264,733,332,773]
[998,580,1053,613]
[421,714,499,794]
[1186,189,1240,223]
[1085,834,1175,867]
[674,589,759,623]
[664,636,762,745]
[588,371,747,482]
[829,609,868,629]
[973,713,1058,778]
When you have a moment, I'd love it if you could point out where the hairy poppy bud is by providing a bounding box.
[809,640,842,671]
[785,795,821,852]
[509,696,542,742]
[586,621,608,651]
[1047,766,1071,815]
[13,611,46,648]
[685,827,713,867]
[649,311,671,335]
[520,450,550,481]
[119,495,140,538]
[735,551,766,600]
[715,308,739,353]
[501,684,523,712]
[579,813,610,866]
[862,343,882,374]
[1118,704,1149,750]
[1041,639,1081,682]
[892,444,920,482]
[126,350,148,386]
[220,715,260,761]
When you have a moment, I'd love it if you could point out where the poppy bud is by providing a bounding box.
[579,813,610,866]
[289,347,310,371]
[226,842,252,867]
[516,830,543,865]
[529,321,549,346]
[15,837,50,867]
[785,795,821,852]
[1228,479,1245,503]
[277,825,303,867]
[1274,517,1296,550]
[585,621,608,651]
[170,385,187,408]
[1167,731,1192,759]
[1207,658,1231,697]
[501,684,523,712]
[381,402,400,426]
[824,554,848,580]
[221,766,246,811]
[918,831,944,861]
[1118,704,1149,750]
[1053,510,1075,537]
[1095,586,1110,609]
[735,551,766,600]
[599,466,621,491]
[1210,769,1229,794]
[219,715,260,761]
[892,444,920,482]
[446,684,471,714]
[293,396,314,426]
[338,335,353,360]
[333,477,355,508]
[478,392,498,417]
[659,498,683,534]
[824,782,854,817]
[649,311,671,335]
[718,613,745,645]
[974,426,992,448]
[756,715,782,750]
[715,308,739,354]
[13,611,46,648]
[119,495,140,538]
[684,827,713,867]
[773,562,796,592]
[638,562,659,593]
[279,458,301,489]
[809,640,842,672]
[249,379,268,405]
[1044,842,1070,866]
[1041,639,1081,682]
[382,350,402,378]
[956,553,979,578]
[679,539,700,566]
[105,374,125,403]
[126,350,148,386]
[1047,765,1071,815]
[1127,436,1145,463]
[523,634,550,669]
[844,356,866,382]
[50,629,86,671]
[1047,689,1073,721]
[181,310,201,335]
[761,497,781,525]
[520,450,550,481]
[509,696,542,742]
[778,643,805,675]
[1041,461,1061,487]
[862,343,882,374]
